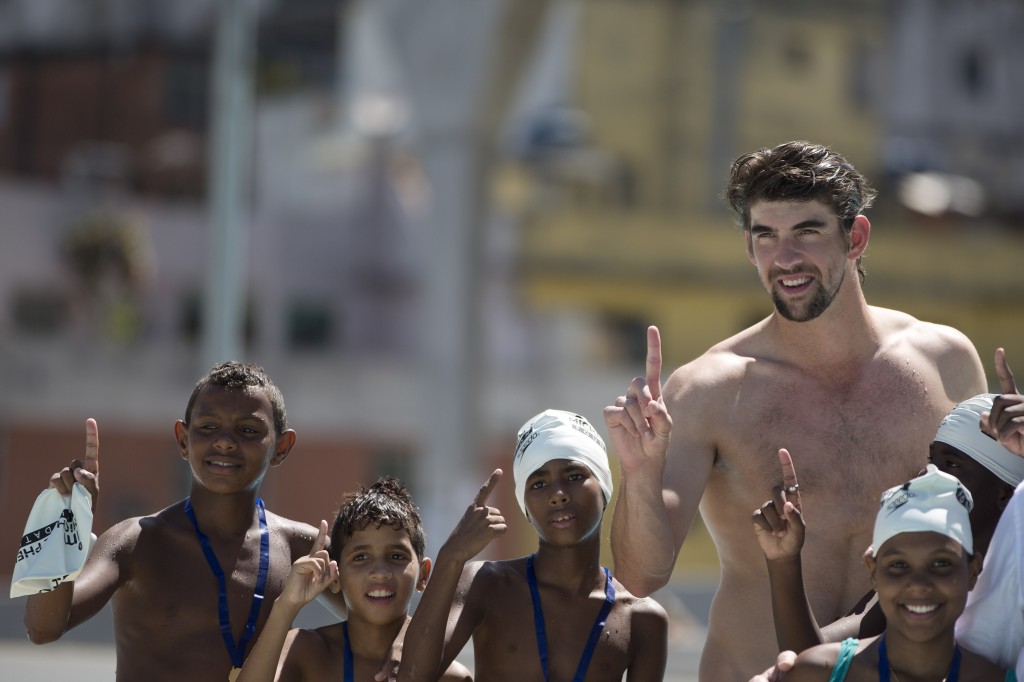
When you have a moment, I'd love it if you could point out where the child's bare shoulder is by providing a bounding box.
[264,509,319,556]
[612,579,668,617]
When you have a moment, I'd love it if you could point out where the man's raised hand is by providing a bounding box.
[752,449,806,562]
[50,418,100,513]
[982,348,1024,457]
[440,469,507,564]
[603,325,673,473]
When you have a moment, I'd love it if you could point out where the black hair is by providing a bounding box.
[329,477,426,563]
[184,361,287,435]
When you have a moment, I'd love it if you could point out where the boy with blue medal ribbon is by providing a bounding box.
[21,362,331,681]
[235,477,471,682]
[398,409,668,682]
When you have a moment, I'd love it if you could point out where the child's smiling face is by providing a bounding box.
[867,531,980,643]
[337,524,428,627]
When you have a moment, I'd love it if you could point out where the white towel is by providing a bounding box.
[11,483,94,598]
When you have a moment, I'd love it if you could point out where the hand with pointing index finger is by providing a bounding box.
[752,448,806,563]
[278,520,339,610]
[439,469,507,564]
[603,326,673,474]
[49,418,100,514]
[981,348,1024,457]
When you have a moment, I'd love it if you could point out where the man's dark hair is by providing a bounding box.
[329,477,426,563]
[184,361,287,435]
[724,141,877,282]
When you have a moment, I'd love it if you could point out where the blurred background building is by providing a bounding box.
[1,0,1023,660]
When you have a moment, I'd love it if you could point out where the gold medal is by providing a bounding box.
[228,667,241,681]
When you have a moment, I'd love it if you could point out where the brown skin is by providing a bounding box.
[606,200,987,680]
[23,385,324,682]
[237,522,470,682]
[399,468,668,682]
[785,533,1003,682]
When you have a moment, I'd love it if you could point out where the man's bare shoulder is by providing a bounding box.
[664,329,764,407]
[870,306,984,393]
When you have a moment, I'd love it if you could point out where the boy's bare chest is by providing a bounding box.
[477,589,631,682]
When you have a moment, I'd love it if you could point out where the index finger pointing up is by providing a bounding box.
[995,348,1019,395]
[474,469,503,508]
[310,519,329,556]
[84,418,100,475]
[647,326,663,402]
[778,448,800,502]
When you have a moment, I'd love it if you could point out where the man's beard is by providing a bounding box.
[770,267,845,322]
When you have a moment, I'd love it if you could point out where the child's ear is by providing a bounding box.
[864,551,877,586]
[967,552,983,590]
[270,429,297,467]
[417,557,432,591]
[174,420,189,460]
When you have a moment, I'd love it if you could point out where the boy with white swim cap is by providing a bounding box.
[398,409,669,682]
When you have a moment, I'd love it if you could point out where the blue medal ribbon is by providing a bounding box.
[342,621,354,682]
[878,633,960,682]
[184,497,270,669]
[526,553,615,682]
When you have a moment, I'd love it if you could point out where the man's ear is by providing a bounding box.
[847,215,870,259]
[997,482,1015,512]
[174,420,189,461]
[270,429,297,467]
[744,230,756,264]
[417,557,433,591]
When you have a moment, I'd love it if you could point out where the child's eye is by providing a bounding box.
[350,553,367,562]
[568,472,584,481]
[389,552,410,562]
[530,480,545,489]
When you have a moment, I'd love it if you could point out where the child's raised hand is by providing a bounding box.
[752,449,806,562]
[278,520,338,609]
[981,348,1024,457]
[50,418,100,513]
[440,469,507,564]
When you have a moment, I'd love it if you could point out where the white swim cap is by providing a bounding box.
[512,409,613,520]
[934,393,1024,487]
[872,464,974,557]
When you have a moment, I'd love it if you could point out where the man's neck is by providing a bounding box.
[768,287,879,369]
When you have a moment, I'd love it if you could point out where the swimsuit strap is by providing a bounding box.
[878,634,961,682]
[342,621,354,682]
[184,497,270,668]
[526,553,616,682]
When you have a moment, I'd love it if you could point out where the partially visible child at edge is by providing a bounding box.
[782,466,1005,681]
[749,349,1024,681]
[398,409,668,682]
[237,477,471,682]
[752,392,1024,653]
[22,362,334,681]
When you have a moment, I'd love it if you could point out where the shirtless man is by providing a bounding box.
[604,141,986,681]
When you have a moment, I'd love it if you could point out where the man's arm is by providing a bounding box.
[398,472,505,682]
[607,326,715,596]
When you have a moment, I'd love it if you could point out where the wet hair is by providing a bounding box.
[329,477,426,563]
[184,361,288,435]
[723,141,877,283]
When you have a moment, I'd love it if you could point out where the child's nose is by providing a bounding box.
[549,487,569,505]
[213,433,237,450]
[369,559,393,578]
